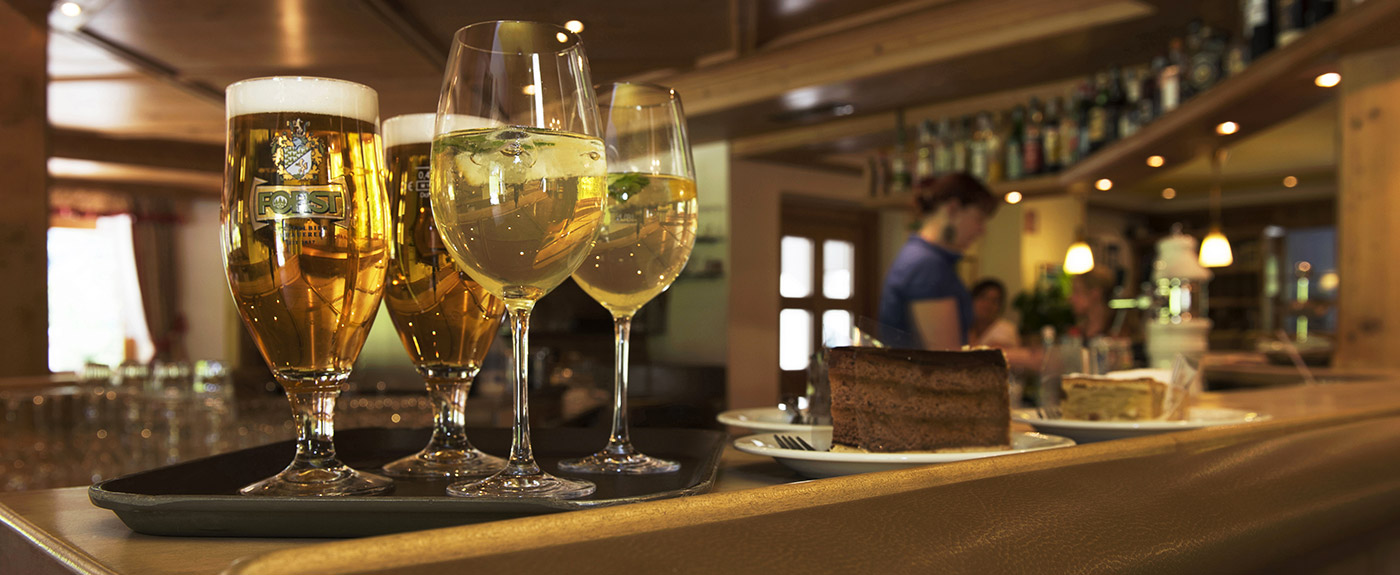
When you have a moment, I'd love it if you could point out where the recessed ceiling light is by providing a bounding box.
[1005,191,1023,204]
[1216,121,1239,135]
[1095,178,1113,191]
[564,20,584,33]
[59,1,82,17]
[1162,187,1176,199]
[1283,176,1298,188]
[556,32,569,43]
[523,84,538,96]
[1315,72,1341,88]
[1146,155,1165,168]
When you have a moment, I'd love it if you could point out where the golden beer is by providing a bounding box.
[383,115,505,376]
[221,76,391,495]
[380,114,507,478]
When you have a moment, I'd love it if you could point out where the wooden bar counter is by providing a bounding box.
[4,381,1400,575]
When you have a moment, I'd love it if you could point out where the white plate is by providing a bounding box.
[732,431,1075,479]
[1012,407,1270,443]
[716,407,832,433]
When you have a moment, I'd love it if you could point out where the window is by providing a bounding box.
[778,199,877,395]
[48,215,153,372]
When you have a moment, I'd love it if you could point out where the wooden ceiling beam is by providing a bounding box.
[50,128,223,173]
[760,0,959,50]
[57,28,223,104]
[657,0,1153,117]
[50,177,219,200]
[354,0,448,70]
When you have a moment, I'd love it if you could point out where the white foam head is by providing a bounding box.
[226,76,379,124]
[383,114,436,148]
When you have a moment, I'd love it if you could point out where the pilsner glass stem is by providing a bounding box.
[423,374,476,453]
[504,305,541,475]
[605,313,634,454]
[286,388,341,471]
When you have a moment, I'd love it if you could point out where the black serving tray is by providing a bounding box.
[89,426,725,538]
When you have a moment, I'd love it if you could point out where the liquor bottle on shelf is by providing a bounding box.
[1078,79,1096,159]
[1242,0,1274,60]
[1005,105,1025,182]
[1276,0,1305,47]
[1137,62,1159,127]
[952,115,971,173]
[1062,90,1083,168]
[889,111,910,195]
[1118,67,1142,140]
[933,117,953,176]
[1187,23,1227,95]
[968,112,991,182]
[1160,40,1186,114]
[986,111,1006,184]
[915,119,935,182]
[1086,70,1118,154]
[1043,97,1063,173]
[1305,0,1336,28]
[1225,39,1249,77]
[1023,98,1046,176]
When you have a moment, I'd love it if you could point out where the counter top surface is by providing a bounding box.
[3,380,1400,575]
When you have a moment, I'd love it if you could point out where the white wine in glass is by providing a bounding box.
[560,83,698,475]
[432,21,605,499]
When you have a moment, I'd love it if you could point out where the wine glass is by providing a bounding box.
[431,21,605,498]
[222,76,393,495]
[380,113,507,478]
[559,83,697,474]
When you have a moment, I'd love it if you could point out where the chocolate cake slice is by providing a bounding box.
[827,347,1011,452]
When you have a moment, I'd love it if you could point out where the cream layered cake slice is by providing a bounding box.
[1059,369,1178,422]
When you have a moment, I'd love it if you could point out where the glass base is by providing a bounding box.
[558,450,681,475]
[240,465,393,496]
[381,448,506,478]
[446,470,595,499]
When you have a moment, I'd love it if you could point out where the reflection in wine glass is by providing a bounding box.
[432,21,605,498]
[560,83,697,475]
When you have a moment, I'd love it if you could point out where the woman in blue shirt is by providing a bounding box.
[878,173,999,350]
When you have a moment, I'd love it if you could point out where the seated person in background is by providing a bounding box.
[878,173,998,350]
[1070,266,1137,371]
[969,278,1020,348]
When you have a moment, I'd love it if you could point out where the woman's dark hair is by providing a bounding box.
[912,172,999,218]
[971,278,1006,305]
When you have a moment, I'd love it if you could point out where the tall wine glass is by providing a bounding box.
[560,83,697,475]
[380,113,507,478]
[222,76,392,495]
[431,21,605,498]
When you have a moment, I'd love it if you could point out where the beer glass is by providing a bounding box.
[380,113,506,478]
[432,21,605,498]
[222,76,392,496]
[560,83,697,474]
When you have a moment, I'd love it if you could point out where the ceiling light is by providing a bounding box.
[556,32,569,43]
[1199,228,1234,268]
[1064,240,1095,275]
[1162,188,1176,199]
[523,84,538,96]
[564,20,584,33]
[1216,121,1239,135]
[1315,72,1341,88]
[1005,191,1022,204]
[1095,179,1112,191]
[59,1,82,17]
[1283,176,1298,188]
[1146,155,1165,168]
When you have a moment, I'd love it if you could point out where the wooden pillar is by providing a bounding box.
[1336,46,1400,369]
[0,1,49,376]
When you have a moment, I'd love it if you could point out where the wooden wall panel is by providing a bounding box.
[0,0,49,376]
[1336,46,1400,369]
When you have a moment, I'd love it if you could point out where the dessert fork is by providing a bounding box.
[773,435,817,451]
